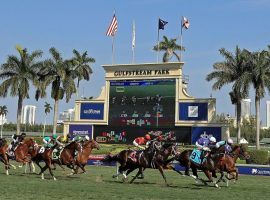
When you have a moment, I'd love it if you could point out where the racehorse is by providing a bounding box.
[72,139,100,174]
[0,138,16,175]
[105,142,177,185]
[166,144,250,187]
[36,141,82,180]
[13,138,37,173]
[215,144,250,185]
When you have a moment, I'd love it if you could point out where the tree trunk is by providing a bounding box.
[76,79,80,99]
[17,95,23,135]
[255,96,260,150]
[52,99,59,135]
[0,123,3,138]
[236,101,242,143]
[43,115,47,138]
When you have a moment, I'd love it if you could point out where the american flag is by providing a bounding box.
[106,14,118,36]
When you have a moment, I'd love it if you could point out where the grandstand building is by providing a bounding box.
[21,105,36,125]
[63,62,227,144]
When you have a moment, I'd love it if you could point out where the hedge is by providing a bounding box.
[247,150,270,165]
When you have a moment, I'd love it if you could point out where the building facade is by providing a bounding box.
[0,114,7,125]
[64,62,227,144]
[21,105,36,125]
[240,99,251,119]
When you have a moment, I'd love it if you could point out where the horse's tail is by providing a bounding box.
[102,154,118,162]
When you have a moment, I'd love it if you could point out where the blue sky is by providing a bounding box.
[0,0,270,124]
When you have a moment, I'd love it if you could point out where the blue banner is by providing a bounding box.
[80,103,104,120]
[69,124,92,139]
[179,102,208,121]
[191,127,221,144]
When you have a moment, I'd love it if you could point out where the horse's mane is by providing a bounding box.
[65,141,76,148]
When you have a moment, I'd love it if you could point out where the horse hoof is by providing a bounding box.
[215,184,219,188]
[122,177,128,183]
[53,177,57,181]
[112,175,117,178]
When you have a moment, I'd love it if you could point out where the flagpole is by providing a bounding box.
[132,20,135,64]
[180,17,183,62]
[112,35,115,65]
[157,20,160,63]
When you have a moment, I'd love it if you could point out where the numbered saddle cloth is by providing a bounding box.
[189,149,205,165]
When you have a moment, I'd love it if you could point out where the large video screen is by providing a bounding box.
[109,79,176,128]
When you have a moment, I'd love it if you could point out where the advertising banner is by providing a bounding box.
[69,124,92,139]
[191,127,221,144]
[94,126,191,144]
[80,103,104,120]
[179,102,208,121]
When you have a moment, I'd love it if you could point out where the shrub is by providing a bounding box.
[247,150,269,165]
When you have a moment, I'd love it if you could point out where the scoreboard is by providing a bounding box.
[108,79,176,128]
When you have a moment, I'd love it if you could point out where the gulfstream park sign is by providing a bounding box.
[114,69,170,77]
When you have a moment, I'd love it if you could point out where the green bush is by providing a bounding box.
[247,150,269,165]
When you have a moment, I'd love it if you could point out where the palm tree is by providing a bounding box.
[0,105,8,138]
[206,46,250,143]
[43,102,52,137]
[153,36,184,62]
[244,50,270,149]
[0,46,43,134]
[36,47,76,135]
[71,49,95,98]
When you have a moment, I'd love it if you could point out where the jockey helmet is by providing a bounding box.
[227,138,233,144]
[85,135,90,141]
[209,136,216,143]
[21,132,26,137]
[145,134,151,140]
[52,134,57,139]
[157,135,163,141]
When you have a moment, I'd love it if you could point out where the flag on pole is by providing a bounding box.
[158,18,168,30]
[106,14,118,36]
[182,16,190,29]
[132,21,135,50]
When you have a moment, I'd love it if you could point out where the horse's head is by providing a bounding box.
[163,143,178,157]
[232,144,250,161]
[88,139,100,150]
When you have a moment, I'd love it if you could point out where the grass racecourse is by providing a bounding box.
[1,164,270,200]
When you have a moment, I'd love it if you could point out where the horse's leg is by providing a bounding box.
[216,171,224,185]
[130,168,143,184]
[204,170,218,188]
[191,166,200,182]
[31,161,36,173]
[157,166,168,186]
[47,159,57,180]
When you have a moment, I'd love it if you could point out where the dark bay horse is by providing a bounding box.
[104,142,177,185]
[72,139,100,174]
[36,141,81,180]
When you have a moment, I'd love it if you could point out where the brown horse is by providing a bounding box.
[72,139,100,174]
[13,138,37,173]
[215,144,250,185]
[37,141,82,180]
[166,144,250,187]
[0,138,14,175]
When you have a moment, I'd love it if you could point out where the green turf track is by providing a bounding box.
[1,164,270,200]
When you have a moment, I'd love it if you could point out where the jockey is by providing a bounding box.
[43,135,54,148]
[133,134,151,150]
[10,132,26,151]
[195,136,216,163]
[215,138,234,154]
